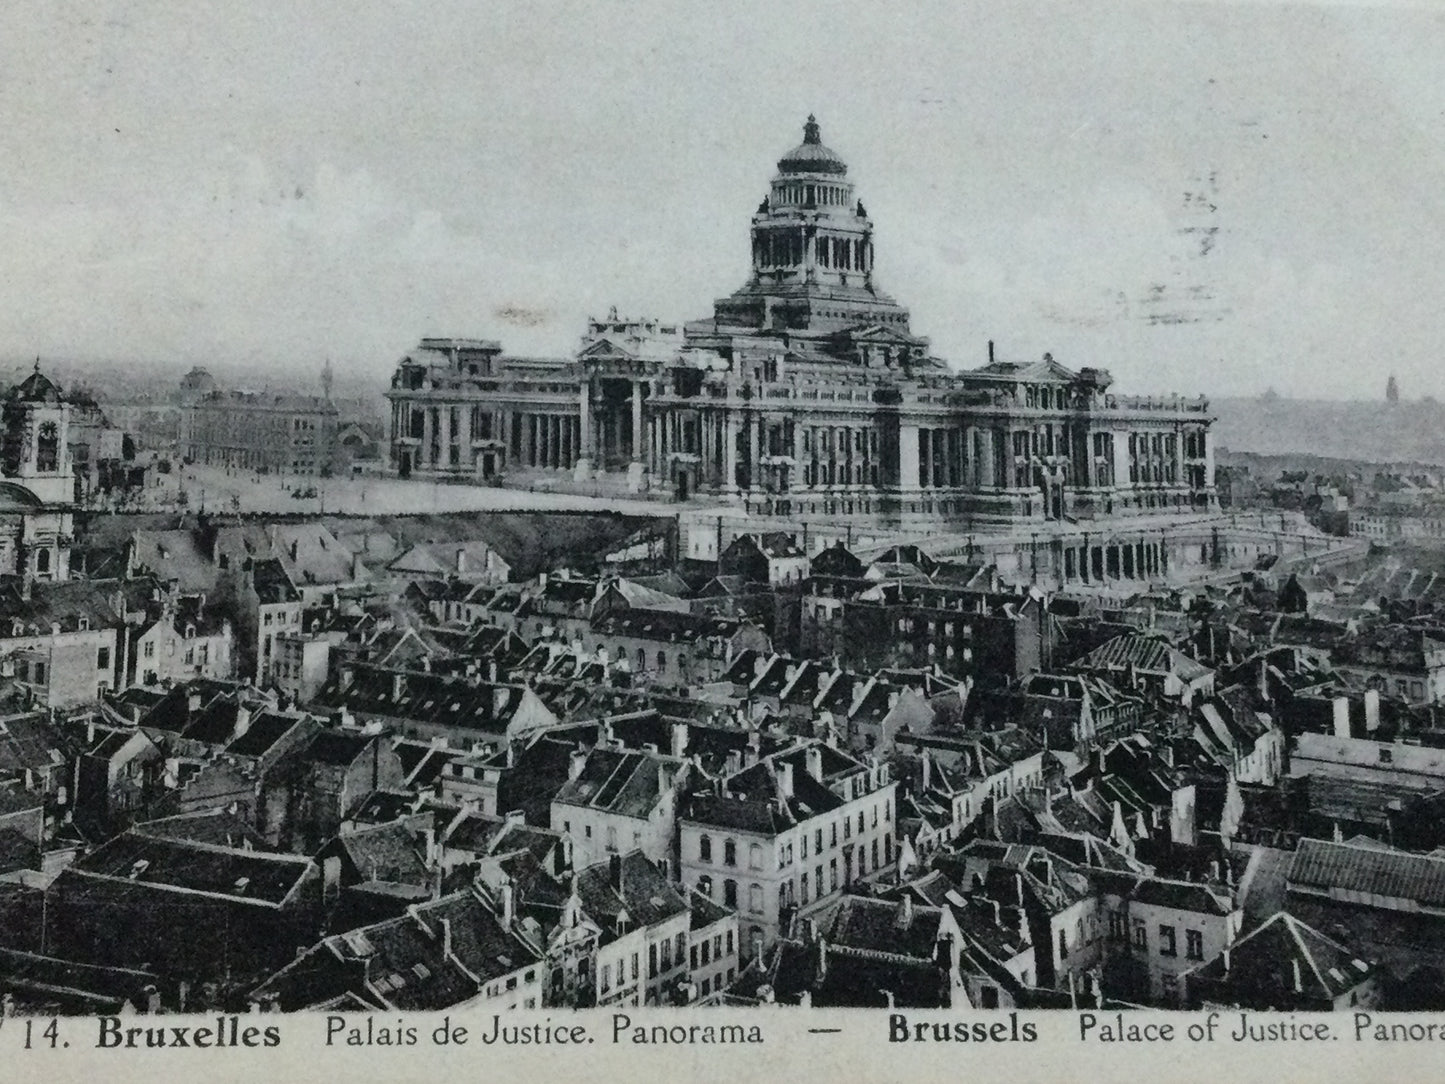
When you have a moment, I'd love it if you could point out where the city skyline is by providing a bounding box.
[6,2,1445,400]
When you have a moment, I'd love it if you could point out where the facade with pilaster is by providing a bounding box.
[386,117,1217,538]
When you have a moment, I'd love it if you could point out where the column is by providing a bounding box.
[575,383,594,478]
[421,407,435,468]
[630,382,644,462]
[627,382,646,490]
[754,414,765,491]
[440,405,454,470]
[723,412,739,493]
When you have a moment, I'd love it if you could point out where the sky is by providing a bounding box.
[3,0,1445,399]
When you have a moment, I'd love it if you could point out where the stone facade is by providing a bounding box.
[386,116,1216,537]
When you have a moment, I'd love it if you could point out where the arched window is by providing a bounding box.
[748,883,763,913]
[35,549,50,575]
[656,650,666,672]
[37,422,59,473]
[699,834,712,863]
[723,839,736,867]
[748,843,763,870]
[723,879,737,907]
[698,875,713,897]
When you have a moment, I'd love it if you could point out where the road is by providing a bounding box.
[171,465,680,518]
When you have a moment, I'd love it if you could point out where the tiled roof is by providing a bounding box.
[1289,838,1445,909]
[1075,633,1212,681]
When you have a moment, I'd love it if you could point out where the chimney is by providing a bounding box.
[1223,948,1231,974]
[456,548,467,574]
[86,718,96,745]
[920,750,932,793]
[671,722,689,759]
[609,852,623,892]
[392,672,405,701]
[500,879,516,928]
[805,745,824,782]
[233,704,252,739]
[895,896,914,930]
[187,691,202,714]
[440,917,453,960]
[778,761,794,798]
[1364,688,1380,733]
[569,748,588,781]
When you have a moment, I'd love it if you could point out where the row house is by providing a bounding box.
[757,895,966,1008]
[575,851,691,1007]
[127,594,233,687]
[250,884,545,1011]
[314,662,558,749]
[798,577,1052,687]
[585,610,770,686]
[679,740,897,960]
[550,742,690,871]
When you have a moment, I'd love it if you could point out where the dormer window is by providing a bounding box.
[185,624,196,639]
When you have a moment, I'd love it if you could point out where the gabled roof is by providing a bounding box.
[1186,910,1372,1003]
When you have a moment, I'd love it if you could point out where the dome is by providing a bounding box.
[10,363,62,404]
[180,366,217,393]
[776,115,847,176]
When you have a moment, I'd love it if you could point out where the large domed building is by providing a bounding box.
[385,117,1237,589]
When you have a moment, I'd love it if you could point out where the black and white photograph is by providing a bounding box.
[1,1,1445,1069]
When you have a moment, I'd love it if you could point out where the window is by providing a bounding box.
[829,859,838,891]
[648,944,658,978]
[748,883,763,913]
[1380,748,1394,764]
[661,939,672,971]
[1133,921,1147,950]
[800,872,810,903]
[1186,930,1204,961]
[1058,928,1068,961]
[698,875,712,897]
[97,646,110,669]
[601,964,612,993]
[723,839,737,867]
[144,641,154,659]
[726,930,734,955]
[701,940,711,965]
[631,953,638,981]
[1109,913,1126,941]
[815,829,823,852]
[724,879,737,907]
[748,843,763,870]
[1159,925,1177,957]
[691,945,699,970]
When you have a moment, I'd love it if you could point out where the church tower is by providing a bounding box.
[0,362,75,580]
